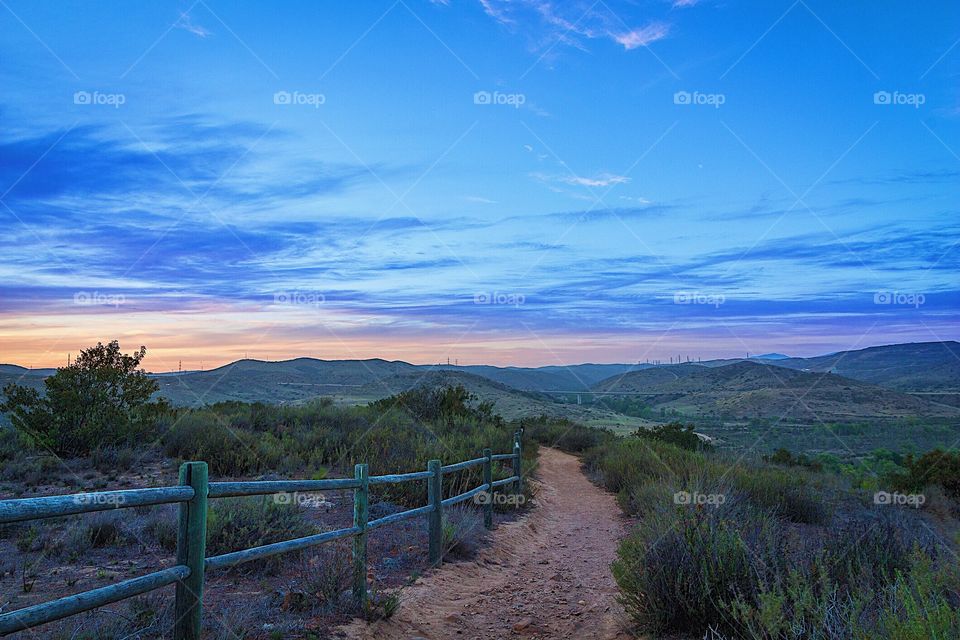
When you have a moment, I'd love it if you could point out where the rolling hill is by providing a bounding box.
[430,363,645,391]
[770,341,960,392]
[4,341,959,421]
[154,361,639,422]
[592,360,960,421]
[136,358,647,407]
[153,358,419,406]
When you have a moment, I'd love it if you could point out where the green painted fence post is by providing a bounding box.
[513,431,523,499]
[427,459,443,566]
[482,448,493,529]
[352,463,369,610]
[174,461,208,640]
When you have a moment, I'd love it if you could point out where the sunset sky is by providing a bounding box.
[1,1,958,369]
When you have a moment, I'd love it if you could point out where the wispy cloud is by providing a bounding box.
[532,171,631,188]
[830,169,960,186]
[614,23,671,49]
[174,11,212,38]
[464,195,499,204]
[477,0,670,51]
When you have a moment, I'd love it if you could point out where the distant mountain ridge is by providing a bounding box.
[592,360,960,421]
[2,342,958,417]
[771,341,960,391]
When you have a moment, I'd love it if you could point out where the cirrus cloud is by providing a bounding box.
[477,0,670,51]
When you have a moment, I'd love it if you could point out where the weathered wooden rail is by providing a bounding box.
[0,431,525,638]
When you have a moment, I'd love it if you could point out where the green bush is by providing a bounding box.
[206,497,314,570]
[1,341,166,456]
[144,507,179,552]
[634,421,710,451]
[731,467,830,524]
[442,507,484,559]
[162,412,262,476]
[584,427,960,639]
[726,561,867,640]
[892,449,960,499]
[0,427,26,461]
[875,551,960,639]
[584,437,709,498]
[295,542,353,613]
[521,415,614,452]
[767,447,823,471]
[613,502,782,635]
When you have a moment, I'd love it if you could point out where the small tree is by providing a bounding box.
[1,341,166,456]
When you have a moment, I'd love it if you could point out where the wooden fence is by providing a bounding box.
[0,431,524,638]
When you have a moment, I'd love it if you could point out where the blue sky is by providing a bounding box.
[1,0,958,368]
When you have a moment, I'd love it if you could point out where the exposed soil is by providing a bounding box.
[340,447,631,640]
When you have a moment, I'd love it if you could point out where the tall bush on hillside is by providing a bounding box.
[1,341,166,455]
[369,384,496,424]
[635,421,711,451]
[891,449,960,499]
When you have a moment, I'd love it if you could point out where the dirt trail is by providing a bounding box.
[340,447,631,639]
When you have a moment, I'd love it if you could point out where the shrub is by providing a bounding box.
[0,426,26,461]
[206,497,314,570]
[584,437,709,498]
[731,467,830,524]
[768,447,823,471]
[521,415,613,452]
[162,412,261,476]
[875,550,960,639]
[442,507,484,560]
[90,445,136,472]
[369,384,490,424]
[87,513,125,547]
[892,449,960,499]
[613,501,782,635]
[296,543,353,612]
[726,561,868,640]
[144,507,179,552]
[0,454,58,485]
[1,341,166,456]
[635,422,710,451]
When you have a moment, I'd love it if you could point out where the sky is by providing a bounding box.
[1,0,958,369]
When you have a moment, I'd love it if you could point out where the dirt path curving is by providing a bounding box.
[339,447,631,640]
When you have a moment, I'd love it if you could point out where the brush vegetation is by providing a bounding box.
[525,418,960,639]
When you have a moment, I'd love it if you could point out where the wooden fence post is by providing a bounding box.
[352,463,369,610]
[427,459,443,566]
[482,448,493,529]
[174,462,208,640]
[513,431,523,498]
